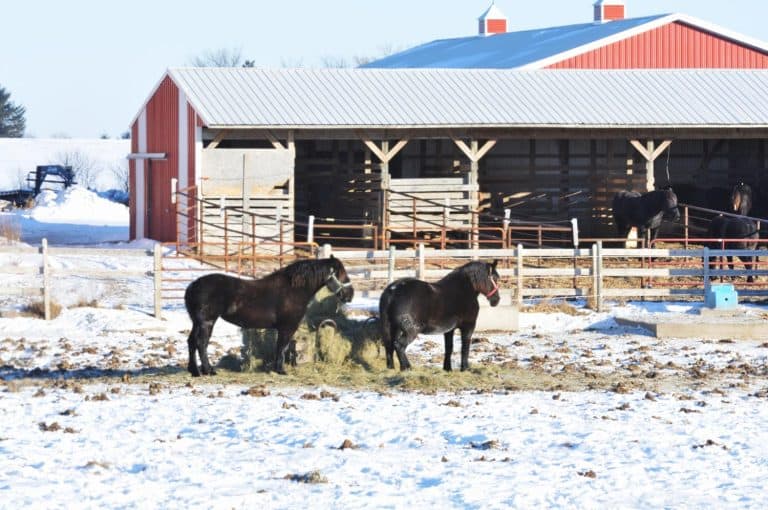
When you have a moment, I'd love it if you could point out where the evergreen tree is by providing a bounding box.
[0,86,26,137]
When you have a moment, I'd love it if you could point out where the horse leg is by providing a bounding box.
[384,323,397,370]
[443,329,455,371]
[743,255,755,283]
[274,327,298,375]
[393,327,413,371]
[459,325,475,372]
[197,319,217,376]
[186,323,202,377]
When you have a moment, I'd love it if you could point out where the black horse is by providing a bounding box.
[184,256,354,376]
[612,188,680,244]
[379,260,501,372]
[730,182,753,216]
[674,182,753,215]
[707,215,759,283]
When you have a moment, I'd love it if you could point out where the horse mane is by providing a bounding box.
[280,258,331,289]
[449,261,489,289]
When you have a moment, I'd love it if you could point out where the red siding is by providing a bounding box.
[548,21,768,68]
[144,76,179,242]
[187,103,198,243]
[487,19,507,35]
[603,5,624,21]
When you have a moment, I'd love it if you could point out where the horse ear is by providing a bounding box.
[492,259,498,270]
[329,254,335,260]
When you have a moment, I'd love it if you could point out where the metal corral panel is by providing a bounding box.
[168,67,768,128]
[550,22,768,69]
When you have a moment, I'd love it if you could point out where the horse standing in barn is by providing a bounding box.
[707,215,759,283]
[730,181,753,216]
[611,187,681,245]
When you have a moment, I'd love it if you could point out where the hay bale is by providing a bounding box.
[239,290,382,372]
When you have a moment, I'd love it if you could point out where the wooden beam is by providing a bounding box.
[207,130,230,149]
[453,139,474,161]
[630,139,672,162]
[650,140,672,161]
[475,139,497,161]
[453,138,497,162]
[265,130,286,150]
[363,140,387,162]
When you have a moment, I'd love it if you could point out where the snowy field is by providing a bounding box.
[1,189,768,508]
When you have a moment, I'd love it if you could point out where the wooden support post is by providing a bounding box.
[630,139,672,192]
[153,242,162,319]
[516,243,524,307]
[591,243,598,310]
[42,238,50,321]
[703,247,710,297]
[388,245,396,283]
[307,215,315,245]
[596,241,604,312]
[417,243,425,280]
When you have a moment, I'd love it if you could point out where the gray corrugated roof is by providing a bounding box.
[166,67,768,129]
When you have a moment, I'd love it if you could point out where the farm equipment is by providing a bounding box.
[0,165,77,207]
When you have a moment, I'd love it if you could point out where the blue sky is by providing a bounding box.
[3,0,768,139]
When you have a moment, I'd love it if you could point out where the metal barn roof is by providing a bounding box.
[165,67,768,130]
[362,13,768,70]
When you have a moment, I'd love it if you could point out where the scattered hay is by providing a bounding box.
[284,470,328,484]
[21,300,62,320]
[238,288,382,373]
[523,300,583,316]
[0,216,20,243]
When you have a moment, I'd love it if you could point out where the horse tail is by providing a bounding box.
[378,286,394,347]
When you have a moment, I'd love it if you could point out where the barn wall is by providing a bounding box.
[549,21,768,68]
[144,77,179,242]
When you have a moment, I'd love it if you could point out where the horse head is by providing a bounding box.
[661,187,680,221]
[466,260,501,306]
[325,255,354,303]
[731,182,753,215]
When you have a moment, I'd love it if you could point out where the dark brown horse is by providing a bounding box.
[612,188,680,244]
[184,256,353,376]
[379,260,500,372]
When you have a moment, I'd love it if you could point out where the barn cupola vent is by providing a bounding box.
[593,0,625,23]
[478,2,507,36]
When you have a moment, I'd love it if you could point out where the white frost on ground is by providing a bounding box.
[1,188,768,508]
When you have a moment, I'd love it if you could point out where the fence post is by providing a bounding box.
[388,245,396,283]
[417,243,425,279]
[596,240,604,312]
[591,243,598,310]
[503,209,511,249]
[516,243,524,307]
[702,246,710,298]
[307,215,315,245]
[42,238,51,321]
[153,243,162,319]
[321,243,332,259]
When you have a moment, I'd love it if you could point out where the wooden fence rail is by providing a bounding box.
[0,240,159,320]
[2,241,765,320]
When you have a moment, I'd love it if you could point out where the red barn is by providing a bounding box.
[129,2,768,249]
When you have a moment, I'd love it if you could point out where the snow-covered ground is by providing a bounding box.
[1,189,768,508]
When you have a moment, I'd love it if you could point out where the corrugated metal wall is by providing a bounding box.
[549,22,768,68]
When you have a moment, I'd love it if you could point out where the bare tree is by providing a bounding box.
[110,162,129,193]
[55,150,100,189]
[190,47,245,67]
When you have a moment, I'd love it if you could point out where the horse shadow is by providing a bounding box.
[0,364,186,382]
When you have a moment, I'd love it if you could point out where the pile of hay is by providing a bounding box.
[239,288,382,372]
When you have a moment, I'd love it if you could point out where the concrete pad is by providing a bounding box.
[615,307,768,340]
